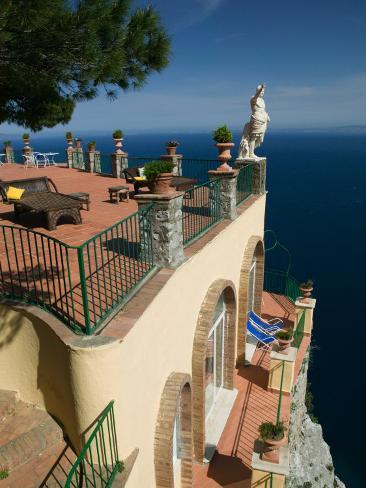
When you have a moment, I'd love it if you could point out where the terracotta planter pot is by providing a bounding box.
[148,173,174,194]
[67,138,73,148]
[261,436,286,464]
[88,146,96,152]
[215,142,234,171]
[299,286,313,303]
[277,337,293,355]
[114,138,123,155]
[166,146,177,156]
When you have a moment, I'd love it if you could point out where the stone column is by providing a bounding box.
[111,152,128,178]
[208,169,239,220]
[160,154,183,176]
[86,150,100,173]
[294,298,316,336]
[268,348,296,395]
[134,192,185,268]
[4,145,14,164]
[235,157,266,194]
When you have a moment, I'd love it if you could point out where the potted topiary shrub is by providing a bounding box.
[88,141,96,152]
[66,131,74,147]
[276,328,294,355]
[299,279,314,303]
[258,420,286,463]
[165,140,180,156]
[213,125,234,171]
[144,160,174,194]
[22,133,30,144]
[113,129,124,154]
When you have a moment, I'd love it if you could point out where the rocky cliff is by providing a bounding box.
[285,351,345,488]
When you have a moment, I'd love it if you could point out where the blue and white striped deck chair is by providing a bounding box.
[246,319,277,350]
[248,310,284,336]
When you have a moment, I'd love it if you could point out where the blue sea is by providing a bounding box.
[5,130,366,486]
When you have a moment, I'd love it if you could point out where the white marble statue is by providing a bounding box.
[238,83,270,160]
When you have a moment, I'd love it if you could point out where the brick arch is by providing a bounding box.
[154,372,193,488]
[236,235,265,363]
[192,279,237,464]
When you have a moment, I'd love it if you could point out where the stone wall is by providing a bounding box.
[286,351,345,488]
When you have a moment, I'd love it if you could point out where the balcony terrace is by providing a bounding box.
[194,291,311,488]
[0,159,257,335]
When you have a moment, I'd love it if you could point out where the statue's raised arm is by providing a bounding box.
[238,83,270,160]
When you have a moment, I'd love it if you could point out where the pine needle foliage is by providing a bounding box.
[0,0,170,130]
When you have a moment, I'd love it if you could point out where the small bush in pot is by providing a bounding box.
[65,131,73,140]
[144,160,174,194]
[258,420,286,463]
[113,129,123,139]
[212,125,233,143]
[276,328,293,355]
[88,141,96,151]
[22,133,30,141]
[3,140,12,147]
[212,125,234,170]
[299,279,314,302]
[165,140,180,155]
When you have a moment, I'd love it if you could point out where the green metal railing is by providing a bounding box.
[236,164,254,205]
[0,205,155,335]
[65,401,122,487]
[182,178,222,245]
[181,158,222,183]
[263,269,299,303]
[276,360,285,423]
[292,309,305,349]
[72,150,85,170]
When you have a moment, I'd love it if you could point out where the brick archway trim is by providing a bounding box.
[237,235,264,363]
[154,372,192,488]
[192,279,237,464]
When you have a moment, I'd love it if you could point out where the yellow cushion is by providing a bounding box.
[134,176,146,181]
[6,186,25,200]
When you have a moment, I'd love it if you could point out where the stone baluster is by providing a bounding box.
[235,157,267,195]
[208,169,239,220]
[134,192,185,268]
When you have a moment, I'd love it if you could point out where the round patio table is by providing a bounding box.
[45,152,59,165]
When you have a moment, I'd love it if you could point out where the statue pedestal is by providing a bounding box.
[235,157,266,195]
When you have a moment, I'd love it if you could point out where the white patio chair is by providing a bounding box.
[22,154,37,168]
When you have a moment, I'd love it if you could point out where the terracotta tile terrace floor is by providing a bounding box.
[193,292,311,488]
[0,163,139,245]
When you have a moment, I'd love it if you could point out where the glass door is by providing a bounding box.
[205,303,225,421]
[248,257,256,312]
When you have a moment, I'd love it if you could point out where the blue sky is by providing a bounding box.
[2,0,366,134]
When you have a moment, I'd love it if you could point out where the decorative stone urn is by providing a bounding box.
[261,436,286,463]
[75,139,82,149]
[166,145,177,156]
[114,138,124,155]
[67,138,73,149]
[299,285,313,303]
[277,336,293,355]
[147,173,174,194]
[215,142,234,171]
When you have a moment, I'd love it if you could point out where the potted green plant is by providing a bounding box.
[113,129,124,154]
[22,132,30,144]
[275,328,294,355]
[299,279,314,302]
[88,141,96,152]
[144,160,174,194]
[213,125,234,171]
[258,420,286,463]
[165,140,180,156]
[3,140,12,147]
[65,131,74,146]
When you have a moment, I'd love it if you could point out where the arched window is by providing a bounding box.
[205,293,226,421]
[154,373,192,488]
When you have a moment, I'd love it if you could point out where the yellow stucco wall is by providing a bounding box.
[0,194,266,487]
